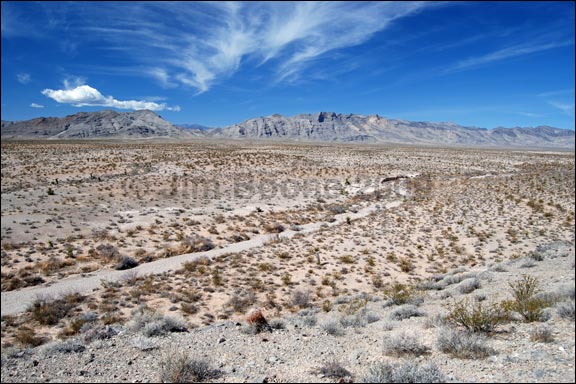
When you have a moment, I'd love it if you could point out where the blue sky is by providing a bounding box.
[1,1,574,129]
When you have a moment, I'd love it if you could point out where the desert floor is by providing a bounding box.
[1,140,574,382]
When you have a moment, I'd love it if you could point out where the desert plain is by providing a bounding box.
[1,139,574,382]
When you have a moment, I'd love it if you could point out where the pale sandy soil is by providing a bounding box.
[1,140,574,383]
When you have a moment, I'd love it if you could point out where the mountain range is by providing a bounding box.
[2,110,574,148]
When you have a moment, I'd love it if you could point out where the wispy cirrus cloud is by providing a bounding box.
[50,2,433,93]
[515,111,543,118]
[548,101,575,116]
[42,84,180,111]
[444,40,574,74]
[30,103,44,108]
[17,73,31,84]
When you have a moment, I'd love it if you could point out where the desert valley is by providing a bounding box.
[1,124,574,382]
[1,1,574,382]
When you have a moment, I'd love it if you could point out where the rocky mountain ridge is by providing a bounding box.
[0,110,197,140]
[210,111,575,148]
[2,110,574,148]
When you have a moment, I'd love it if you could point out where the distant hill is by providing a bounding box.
[177,123,213,131]
[208,112,575,149]
[0,110,196,139]
[2,110,574,148]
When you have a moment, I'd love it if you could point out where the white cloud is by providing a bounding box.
[30,103,44,108]
[516,111,542,117]
[63,75,87,90]
[41,84,180,111]
[445,40,574,73]
[17,73,31,84]
[68,2,433,93]
[548,101,575,116]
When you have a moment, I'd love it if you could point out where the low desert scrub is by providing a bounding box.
[131,335,158,351]
[291,289,312,308]
[96,243,120,260]
[115,255,139,270]
[38,338,86,357]
[382,281,422,307]
[556,300,575,321]
[13,326,46,347]
[321,318,345,336]
[446,298,509,333]
[182,257,211,273]
[388,304,426,321]
[178,235,215,253]
[263,222,285,233]
[458,277,481,294]
[81,324,118,343]
[339,255,355,264]
[28,293,85,326]
[501,274,551,322]
[362,361,446,383]
[269,318,286,330]
[383,331,430,356]
[340,313,367,329]
[398,257,414,273]
[316,360,352,379]
[159,351,217,383]
[530,325,554,343]
[437,327,496,359]
[129,305,188,337]
[226,290,257,313]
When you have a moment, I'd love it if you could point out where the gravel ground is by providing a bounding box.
[1,242,574,383]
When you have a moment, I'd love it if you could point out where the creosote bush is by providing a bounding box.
[446,298,509,333]
[502,274,550,322]
[382,281,420,306]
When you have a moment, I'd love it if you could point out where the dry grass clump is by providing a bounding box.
[28,292,85,326]
[530,325,554,343]
[263,222,285,233]
[362,361,446,383]
[436,326,496,358]
[178,235,215,253]
[226,290,257,313]
[316,360,352,380]
[556,300,575,321]
[129,305,188,337]
[383,331,431,356]
[159,351,218,383]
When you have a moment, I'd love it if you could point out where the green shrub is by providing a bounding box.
[446,298,509,333]
[383,281,419,306]
[502,274,549,322]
